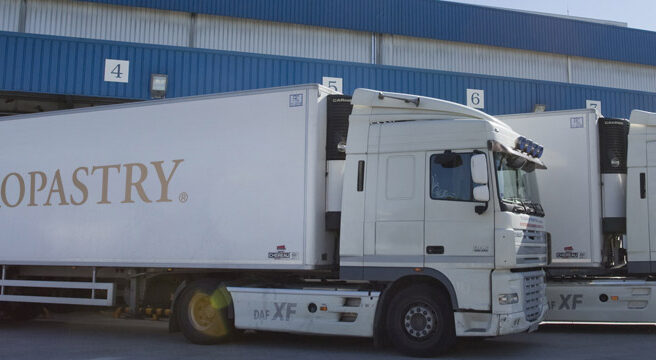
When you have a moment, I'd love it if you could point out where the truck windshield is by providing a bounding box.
[493,152,544,217]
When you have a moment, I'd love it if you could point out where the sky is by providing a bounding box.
[453,0,656,32]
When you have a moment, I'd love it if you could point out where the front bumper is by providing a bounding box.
[455,304,547,336]
[455,269,547,337]
[497,304,547,335]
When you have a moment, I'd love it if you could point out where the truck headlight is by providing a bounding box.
[498,293,519,305]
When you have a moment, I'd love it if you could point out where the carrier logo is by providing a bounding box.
[331,97,351,103]
[0,159,184,208]
[604,120,626,126]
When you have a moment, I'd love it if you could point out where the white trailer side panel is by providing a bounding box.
[0,85,334,269]
[498,110,603,267]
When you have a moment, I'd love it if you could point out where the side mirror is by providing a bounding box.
[471,154,488,184]
[473,185,490,215]
[473,185,490,202]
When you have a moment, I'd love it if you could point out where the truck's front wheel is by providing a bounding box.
[176,280,234,345]
[386,284,456,357]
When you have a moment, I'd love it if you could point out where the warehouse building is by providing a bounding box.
[1,0,656,118]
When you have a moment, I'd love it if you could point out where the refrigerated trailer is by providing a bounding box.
[499,109,656,323]
[0,84,548,356]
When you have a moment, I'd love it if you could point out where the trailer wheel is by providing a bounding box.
[176,280,234,345]
[386,284,455,357]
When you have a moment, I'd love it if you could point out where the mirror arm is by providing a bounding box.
[475,202,488,215]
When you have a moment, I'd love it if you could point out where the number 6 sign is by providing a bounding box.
[466,89,485,109]
[104,59,130,83]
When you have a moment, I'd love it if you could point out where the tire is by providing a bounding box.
[176,279,234,345]
[385,284,456,357]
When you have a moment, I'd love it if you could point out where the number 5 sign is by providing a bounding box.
[586,100,602,114]
[322,77,343,93]
[466,89,485,109]
[104,59,129,83]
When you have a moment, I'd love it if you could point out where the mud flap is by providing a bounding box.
[168,280,187,333]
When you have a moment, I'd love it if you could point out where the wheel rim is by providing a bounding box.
[189,292,219,331]
[403,303,438,340]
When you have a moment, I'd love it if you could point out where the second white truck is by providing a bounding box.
[0,84,548,356]
[500,109,656,323]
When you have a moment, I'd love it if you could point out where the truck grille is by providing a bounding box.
[516,230,548,266]
[523,271,545,322]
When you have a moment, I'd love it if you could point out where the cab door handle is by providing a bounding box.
[426,246,444,254]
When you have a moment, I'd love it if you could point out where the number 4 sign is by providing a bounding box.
[104,59,129,83]
[466,89,485,109]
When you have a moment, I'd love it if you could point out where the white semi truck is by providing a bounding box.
[0,84,548,356]
[499,109,656,323]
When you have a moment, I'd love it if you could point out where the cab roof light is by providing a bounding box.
[515,137,544,158]
[531,143,540,157]
[515,137,527,151]
[535,145,544,158]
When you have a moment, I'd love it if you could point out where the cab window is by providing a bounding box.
[430,152,473,201]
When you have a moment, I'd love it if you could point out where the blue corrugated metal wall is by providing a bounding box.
[1,31,656,119]
[79,0,656,68]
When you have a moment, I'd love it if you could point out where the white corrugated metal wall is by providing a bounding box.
[4,0,656,93]
[25,0,191,47]
[0,0,21,32]
[571,57,656,92]
[381,34,570,83]
[195,15,371,63]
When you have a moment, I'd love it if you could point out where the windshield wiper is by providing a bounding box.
[525,201,545,217]
[502,197,545,217]
[501,197,528,214]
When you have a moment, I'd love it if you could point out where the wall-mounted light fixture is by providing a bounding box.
[150,74,168,99]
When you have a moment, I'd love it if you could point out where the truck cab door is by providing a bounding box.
[369,152,426,268]
[627,141,655,273]
[648,142,656,271]
[424,151,494,268]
